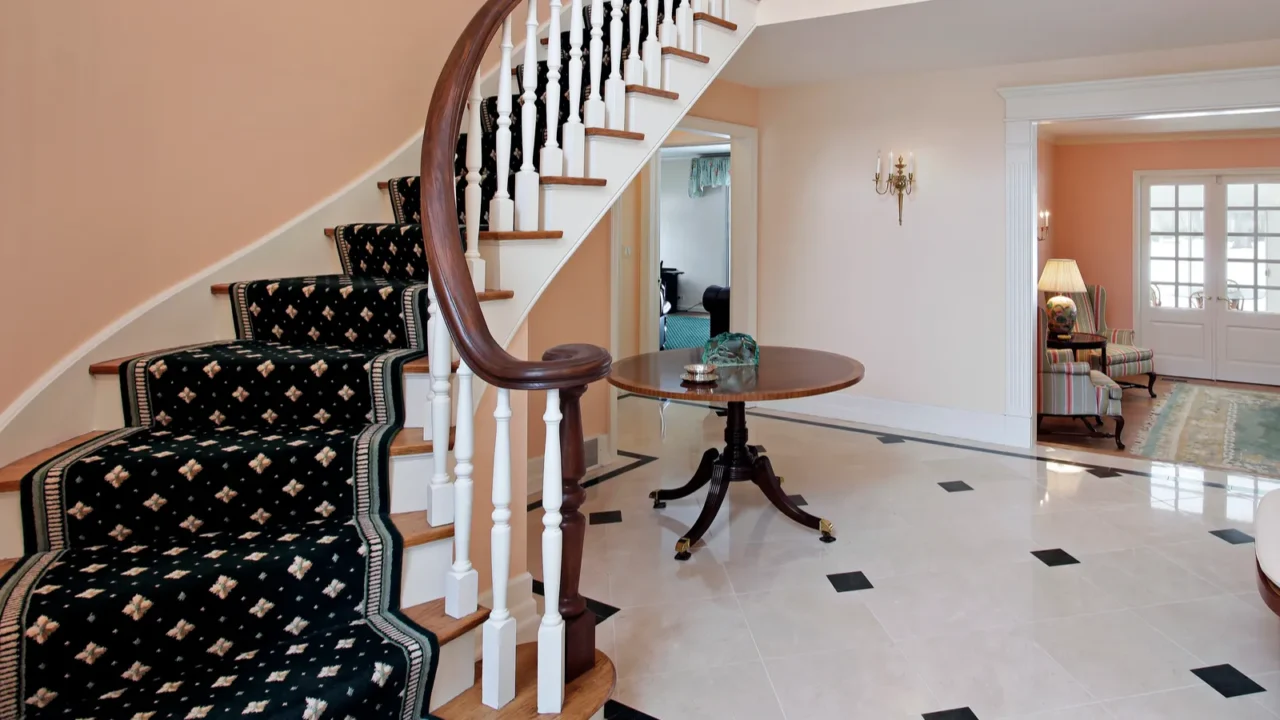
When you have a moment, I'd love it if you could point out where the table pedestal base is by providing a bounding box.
[649,402,835,561]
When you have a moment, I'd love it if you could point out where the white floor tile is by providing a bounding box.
[613,662,786,720]
[1101,685,1275,719]
[765,644,939,719]
[610,596,759,679]
[1136,595,1280,674]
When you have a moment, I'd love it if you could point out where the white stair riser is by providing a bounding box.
[430,627,480,711]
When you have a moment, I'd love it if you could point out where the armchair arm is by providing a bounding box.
[1046,348,1076,364]
[1048,361,1093,376]
[1110,328,1135,345]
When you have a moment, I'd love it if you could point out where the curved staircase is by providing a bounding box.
[0,0,757,716]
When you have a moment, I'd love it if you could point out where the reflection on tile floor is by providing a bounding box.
[527,396,1280,719]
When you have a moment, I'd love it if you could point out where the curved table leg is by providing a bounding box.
[674,464,730,561]
[752,454,836,543]
[650,448,719,509]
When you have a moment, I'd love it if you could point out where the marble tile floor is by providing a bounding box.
[527,395,1280,719]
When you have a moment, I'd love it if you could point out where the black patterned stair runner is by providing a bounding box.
[1,270,439,715]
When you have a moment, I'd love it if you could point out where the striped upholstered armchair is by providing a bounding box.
[1065,285,1158,397]
[1039,309,1126,449]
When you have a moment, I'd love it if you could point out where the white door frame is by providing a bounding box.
[998,65,1280,448]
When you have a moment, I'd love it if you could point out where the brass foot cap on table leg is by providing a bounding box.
[674,538,692,561]
[819,519,836,543]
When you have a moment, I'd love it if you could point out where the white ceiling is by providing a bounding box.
[1042,108,1280,141]
[723,0,1280,87]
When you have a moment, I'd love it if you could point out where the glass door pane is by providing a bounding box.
[1225,183,1280,313]
[1148,184,1205,308]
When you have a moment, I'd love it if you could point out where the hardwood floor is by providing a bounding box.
[1038,376,1280,458]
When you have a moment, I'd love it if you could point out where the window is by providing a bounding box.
[1148,184,1205,309]
[1225,183,1280,313]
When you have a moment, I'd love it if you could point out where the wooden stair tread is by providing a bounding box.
[661,47,710,63]
[694,12,738,31]
[0,428,452,495]
[391,511,455,549]
[626,84,679,100]
[0,558,15,578]
[435,644,616,720]
[0,431,107,494]
[585,128,645,141]
[378,181,391,190]
[479,230,563,241]
[209,284,513,303]
[402,599,490,647]
[540,176,608,187]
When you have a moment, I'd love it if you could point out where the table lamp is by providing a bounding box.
[1038,259,1087,339]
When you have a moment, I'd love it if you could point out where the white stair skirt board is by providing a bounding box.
[763,394,1034,449]
[430,628,481,711]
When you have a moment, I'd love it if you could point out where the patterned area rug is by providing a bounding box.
[664,314,710,350]
[0,242,438,716]
[1132,383,1280,478]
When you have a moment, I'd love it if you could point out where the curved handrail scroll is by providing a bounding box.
[421,0,612,391]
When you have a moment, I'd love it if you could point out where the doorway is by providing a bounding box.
[1139,173,1280,384]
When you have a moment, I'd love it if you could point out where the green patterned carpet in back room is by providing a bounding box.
[1133,382,1280,478]
[665,314,711,350]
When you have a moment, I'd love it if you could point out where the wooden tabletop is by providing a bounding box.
[608,347,865,403]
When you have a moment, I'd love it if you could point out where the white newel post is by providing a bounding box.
[427,280,455,527]
[605,1,626,131]
[540,0,565,180]
[445,360,478,618]
[465,76,486,293]
[514,0,541,231]
[585,0,606,128]
[490,18,515,233]
[661,0,677,46]
[563,0,586,178]
[644,0,661,88]
[482,388,516,709]
[537,389,565,713]
[677,0,693,52]
[625,0,644,85]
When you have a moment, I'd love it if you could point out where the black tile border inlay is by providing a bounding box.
[787,493,808,507]
[922,708,980,720]
[1087,468,1122,478]
[527,449,659,512]
[589,510,623,525]
[1031,548,1080,567]
[1192,663,1266,698]
[827,571,874,593]
[939,481,973,493]
[531,579,622,623]
[1210,528,1255,545]
[604,699,662,720]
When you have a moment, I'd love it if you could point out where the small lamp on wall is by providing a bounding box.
[1038,259,1087,339]
[874,151,916,225]
[1038,211,1051,242]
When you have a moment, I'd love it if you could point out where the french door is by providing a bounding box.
[1140,174,1280,385]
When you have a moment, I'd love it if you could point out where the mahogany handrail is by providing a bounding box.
[420,0,612,391]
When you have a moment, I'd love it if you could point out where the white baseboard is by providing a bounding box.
[475,571,540,660]
[763,394,1034,449]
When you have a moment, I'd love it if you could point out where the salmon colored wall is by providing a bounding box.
[689,79,760,126]
[528,220,614,451]
[1053,136,1280,328]
[0,0,499,419]
[1037,138,1057,276]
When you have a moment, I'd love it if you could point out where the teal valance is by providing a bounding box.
[689,156,731,198]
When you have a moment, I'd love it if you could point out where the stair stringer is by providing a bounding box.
[464,11,758,392]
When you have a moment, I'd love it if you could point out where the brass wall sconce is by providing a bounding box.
[874,151,916,225]
[1039,210,1051,242]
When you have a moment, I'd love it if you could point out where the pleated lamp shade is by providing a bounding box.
[1038,259,1087,294]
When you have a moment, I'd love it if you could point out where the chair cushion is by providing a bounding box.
[1090,370,1124,400]
[1105,344,1153,364]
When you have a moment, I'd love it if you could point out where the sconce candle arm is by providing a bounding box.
[873,155,916,226]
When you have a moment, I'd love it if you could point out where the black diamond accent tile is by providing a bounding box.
[1087,467,1122,478]
[923,708,980,720]
[827,571,874,593]
[939,481,973,493]
[605,700,661,720]
[877,435,906,444]
[1193,664,1265,698]
[787,494,809,506]
[589,510,623,525]
[1031,548,1080,567]
[530,579,620,623]
[1210,528,1255,545]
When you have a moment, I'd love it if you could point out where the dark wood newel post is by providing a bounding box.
[558,384,596,682]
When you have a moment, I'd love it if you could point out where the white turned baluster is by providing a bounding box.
[540,0,564,179]
[490,18,515,233]
[445,360,478,618]
[677,0,693,51]
[692,0,706,53]
[644,0,661,88]
[563,0,586,178]
[427,279,455,526]
[514,0,540,231]
[584,0,606,128]
[464,76,486,293]
[710,0,723,17]
[661,0,677,46]
[605,1,626,130]
[537,389,565,713]
[482,388,516,709]
[625,0,644,85]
